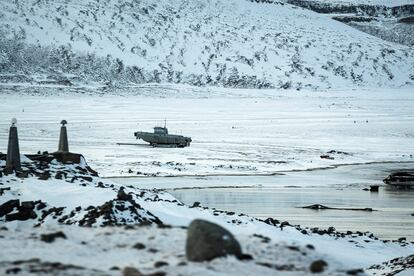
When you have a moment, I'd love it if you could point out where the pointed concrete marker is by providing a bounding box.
[58,120,69,152]
[6,118,21,172]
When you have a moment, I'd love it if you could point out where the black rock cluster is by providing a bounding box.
[0,199,46,222]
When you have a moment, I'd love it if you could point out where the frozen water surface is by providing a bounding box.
[0,85,413,177]
[114,162,414,241]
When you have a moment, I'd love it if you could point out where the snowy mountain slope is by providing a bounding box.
[0,0,413,90]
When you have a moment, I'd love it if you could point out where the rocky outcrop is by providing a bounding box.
[286,1,414,17]
[0,199,20,217]
[0,152,98,178]
[0,199,44,222]
[367,254,414,275]
[77,189,162,227]
[285,0,414,47]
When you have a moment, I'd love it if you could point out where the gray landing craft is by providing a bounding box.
[134,124,192,148]
[383,171,414,187]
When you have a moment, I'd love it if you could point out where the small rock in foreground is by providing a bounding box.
[310,259,328,273]
[133,242,146,250]
[122,267,143,276]
[186,219,242,262]
[40,231,67,243]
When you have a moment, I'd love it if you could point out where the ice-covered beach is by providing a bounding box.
[1,85,413,177]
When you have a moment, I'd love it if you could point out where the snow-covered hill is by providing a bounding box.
[0,0,413,90]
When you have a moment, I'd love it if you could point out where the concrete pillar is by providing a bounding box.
[5,118,21,172]
[58,120,69,152]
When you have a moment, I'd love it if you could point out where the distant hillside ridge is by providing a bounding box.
[285,0,414,17]
[284,1,414,47]
[0,0,413,90]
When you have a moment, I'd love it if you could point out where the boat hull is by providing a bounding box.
[383,171,414,187]
[383,180,414,187]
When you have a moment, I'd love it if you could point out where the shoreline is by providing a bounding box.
[110,161,414,242]
[103,160,414,179]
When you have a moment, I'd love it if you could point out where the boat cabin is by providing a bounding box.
[154,127,168,135]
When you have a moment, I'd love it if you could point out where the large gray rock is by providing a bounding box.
[186,219,242,262]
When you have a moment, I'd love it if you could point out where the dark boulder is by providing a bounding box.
[154,261,168,268]
[96,182,105,188]
[132,242,146,250]
[86,166,99,177]
[36,202,47,210]
[238,253,253,260]
[5,209,37,221]
[55,171,67,180]
[79,176,93,182]
[310,259,328,273]
[346,268,364,275]
[21,201,35,209]
[280,221,290,228]
[263,217,279,226]
[6,268,21,274]
[370,185,379,192]
[38,171,51,180]
[40,231,67,243]
[306,244,315,250]
[0,187,11,196]
[186,219,242,262]
[122,267,143,276]
[149,273,166,276]
[52,152,81,164]
[0,199,20,217]
[16,170,30,178]
[117,188,132,201]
